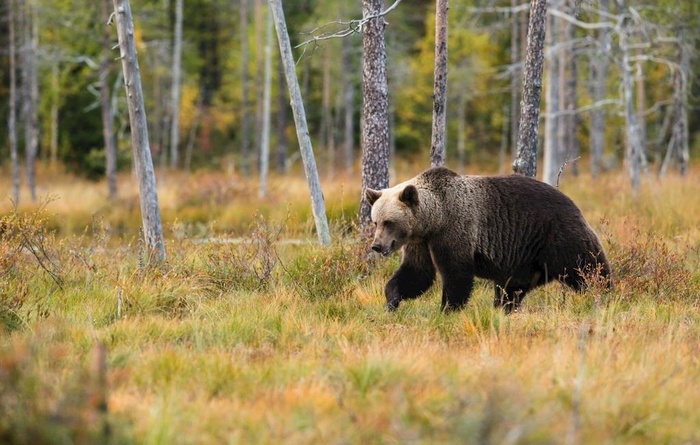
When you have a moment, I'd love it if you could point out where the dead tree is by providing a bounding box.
[430,0,449,168]
[111,0,167,263]
[512,0,548,178]
[269,0,331,245]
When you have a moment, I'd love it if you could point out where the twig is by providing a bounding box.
[556,156,581,189]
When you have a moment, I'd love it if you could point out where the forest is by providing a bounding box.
[1,0,700,443]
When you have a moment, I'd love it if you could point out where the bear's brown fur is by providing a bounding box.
[365,167,611,312]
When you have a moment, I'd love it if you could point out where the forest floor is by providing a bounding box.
[1,163,699,444]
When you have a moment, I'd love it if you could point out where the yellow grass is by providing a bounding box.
[1,163,699,444]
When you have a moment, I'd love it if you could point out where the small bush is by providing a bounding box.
[200,215,282,295]
[282,239,371,302]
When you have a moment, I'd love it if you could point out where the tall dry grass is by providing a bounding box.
[1,164,699,444]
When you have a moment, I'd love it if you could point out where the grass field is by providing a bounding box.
[1,164,699,444]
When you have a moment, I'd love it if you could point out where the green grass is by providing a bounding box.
[1,166,700,444]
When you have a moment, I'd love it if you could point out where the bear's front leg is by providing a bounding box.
[384,243,436,311]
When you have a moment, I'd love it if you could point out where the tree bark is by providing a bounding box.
[112,0,167,263]
[512,0,547,178]
[102,0,118,199]
[360,0,390,233]
[430,0,449,168]
[8,0,20,205]
[269,0,331,246]
[169,0,184,169]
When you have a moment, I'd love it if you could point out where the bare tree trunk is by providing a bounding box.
[360,0,390,233]
[22,0,39,202]
[112,0,167,263]
[269,0,330,246]
[513,0,547,178]
[589,0,610,177]
[616,5,643,191]
[542,6,560,186]
[102,0,118,199]
[259,8,272,198]
[169,0,183,169]
[240,0,251,176]
[8,0,20,205]
[430,0,449,167]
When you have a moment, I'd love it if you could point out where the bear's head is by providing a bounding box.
[365,184,420,256]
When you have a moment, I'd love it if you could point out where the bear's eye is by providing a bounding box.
[383,220,394,229]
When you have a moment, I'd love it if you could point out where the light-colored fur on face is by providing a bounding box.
[365,183,419,256]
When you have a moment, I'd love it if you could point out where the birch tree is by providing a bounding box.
[269,0,331,246]
[430,0,448,168]
[359,0,390,233]
[512,0,548,178]
[112,0,167,263]
[541,4,560,186]
[21,0,39,202]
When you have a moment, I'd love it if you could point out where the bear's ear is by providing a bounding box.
[399,185,419,208]
[365,188,382,206]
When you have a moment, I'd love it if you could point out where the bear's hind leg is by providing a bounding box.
[385,244,436,311]
[494,284,528,314]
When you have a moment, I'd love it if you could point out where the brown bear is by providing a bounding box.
[365,167,611,313]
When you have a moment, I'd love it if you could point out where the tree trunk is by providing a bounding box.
[589,0,610,178]
[512,0,547,178]
[240,0,251,176]
[269,0,331,246]
[276,50,288,173]
[22,0,39,202]
[617,6,643,191]
[102,0,118,199]
[360,0,390,233]
[112,0,167,263]
[8,0,20,205]
[169,0,183,169]
[542,6,560,186]
[259,8,272,198]
[430,0,449,168]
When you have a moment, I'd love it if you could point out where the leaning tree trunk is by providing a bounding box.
[112,0,167,263]
[8,0,20,205]
[102,0,118,199]
[269,0,330,246]
[430,0,449,168]
[512,0,548,178]
[360,0,390,233]
[169,0,183,169]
